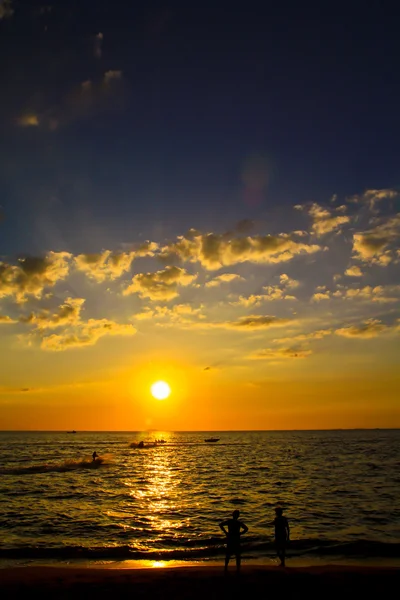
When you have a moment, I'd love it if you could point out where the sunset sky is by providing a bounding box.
[1,2,399,430]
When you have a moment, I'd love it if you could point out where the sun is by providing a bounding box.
[151,380,171,400]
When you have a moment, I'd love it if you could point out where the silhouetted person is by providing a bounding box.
[138,441,144,448]
[273,507,290,567]
[92,451,98,461]
[219,510,248,572]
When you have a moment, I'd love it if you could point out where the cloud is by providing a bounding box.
[279,273,300,289]
[160,231,322,270]
[234,219,255,233]
[205,273,244,287]
[155,313,294,331]
[249,346,312,360]
[231,274,299,306]
[335,319,387,339]
[311,292,331,302]
[296,203,350,236]
[352,213,400,265]
[0,315,17,324]
[16,114,40,127]
[345,265,363,277]
[123,266,197,300]
[261,286,297,301]
[340,285,400,304]
[350,188,399,211]
[133,303,204,321]
[93,32,103,58]
[20,298,85,329]
[226,315,292,330]
[104,70,122,84]
[74,243,157,282]
[40,319,136,351]
[230,294,269,307]
[274,329,332,344]
[0,252,72,303]
[16,69,125,132]
[0,0,13,19]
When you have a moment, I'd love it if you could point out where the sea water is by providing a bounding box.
[0,430,399,566]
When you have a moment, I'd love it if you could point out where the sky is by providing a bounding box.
[0,1,399,431]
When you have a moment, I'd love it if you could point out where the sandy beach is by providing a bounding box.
[1,564,399,599]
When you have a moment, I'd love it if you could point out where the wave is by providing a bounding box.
[0,456,111,475]
[0,539,399,561]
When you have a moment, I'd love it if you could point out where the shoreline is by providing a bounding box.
[1,563,399,598]
[2,555,400,570]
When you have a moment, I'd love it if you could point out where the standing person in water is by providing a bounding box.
[273,506,290,567]
[92,451,98,462]
[219,510,248,572]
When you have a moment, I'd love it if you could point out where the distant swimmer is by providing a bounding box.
[92,451,98,461]
[219,510,248,572]
[272,506,290,567]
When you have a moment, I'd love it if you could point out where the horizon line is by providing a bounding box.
[1,428,399,433]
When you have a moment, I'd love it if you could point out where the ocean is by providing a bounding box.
[1,430,399,567]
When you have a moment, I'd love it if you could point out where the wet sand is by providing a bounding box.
[1,564,399,599]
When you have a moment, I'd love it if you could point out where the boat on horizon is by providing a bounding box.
[204,437,220,443]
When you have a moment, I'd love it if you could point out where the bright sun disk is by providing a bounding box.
[151,380,171,400]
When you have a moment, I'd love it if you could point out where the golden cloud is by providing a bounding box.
[133,303,204,321]
[335,319,387,338]
[123,266,197,300]
[340,285,400,303]
[226,315,292,330]
[274,329,332,344]
[0,315,17,324]
[205,273,244,287]
[350,188,399,211]
[0,252,72,303]
[40,319,136,351]
[262,286,297,301]
[249,346,312,360]
[230,294,269,307]
[311,292,331,302]
[74,243,157,282]
[279,273,300,288]
[160,232,322,270]
[345,265,363,277]
[352,213,400,265]
[295,203,350,236]
[20,297,85,329]
[16,113,39,127]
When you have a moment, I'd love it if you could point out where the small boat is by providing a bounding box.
[67,430,77,434]
[204,437,220,443]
